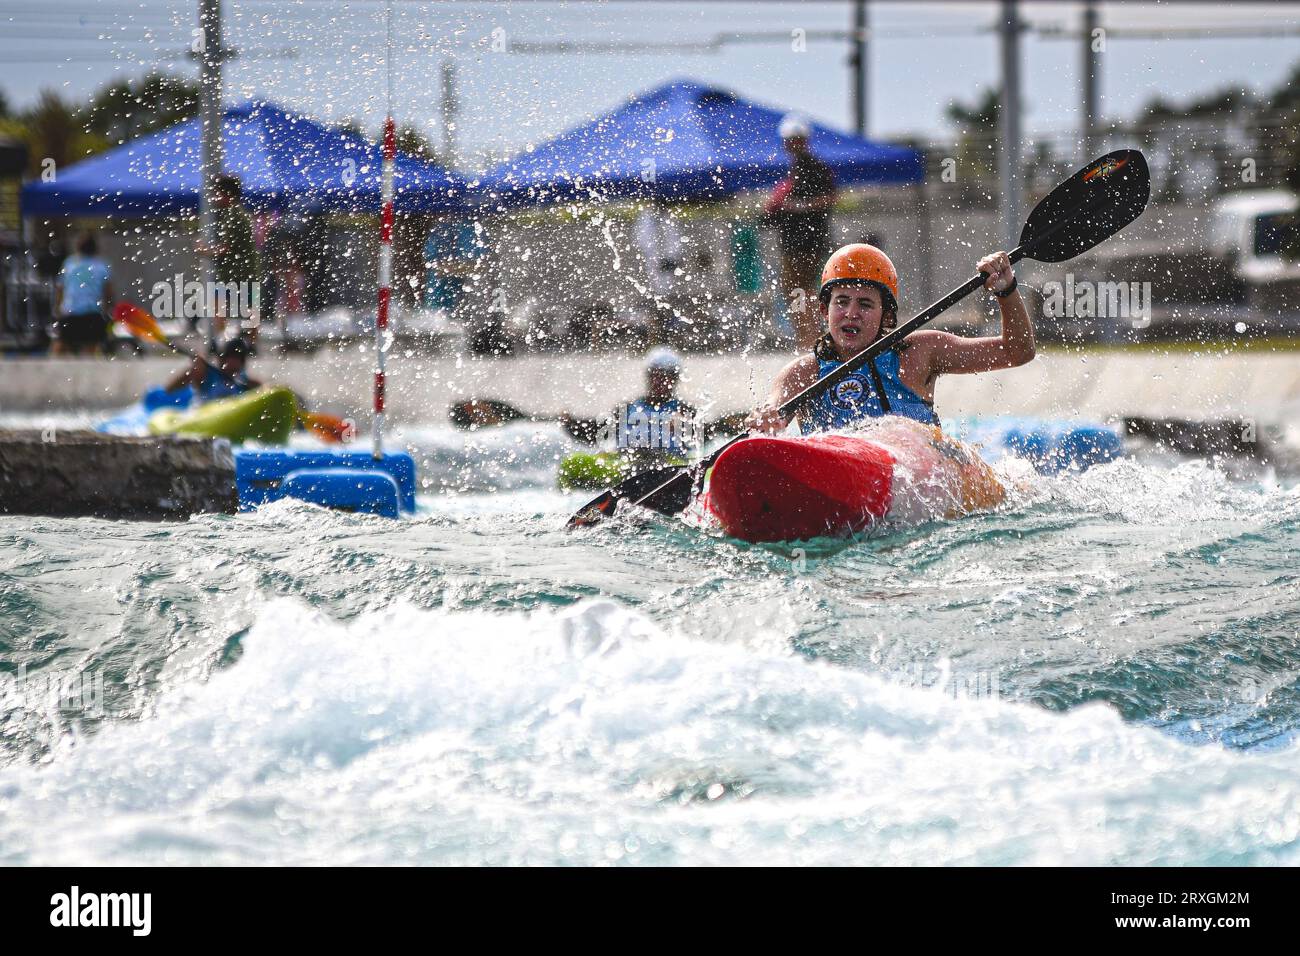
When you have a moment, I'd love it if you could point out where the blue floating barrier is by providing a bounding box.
[1059,426,1123,469]
[944,417,1125,474]
[234,449,417,514]
[280,468,402,518]
[1003,427,1052,467]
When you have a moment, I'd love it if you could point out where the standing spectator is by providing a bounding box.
[198,174,261,350]
[426,215,501,353]
[424,213,485,312]
[633,195,688,299]
[761,114,837,351]
[633,195,719,347]
[301,214,332,315]
[52,231,113,356]
[261,213,308,325]
[633,195,688,344]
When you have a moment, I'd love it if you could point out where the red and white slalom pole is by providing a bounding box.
[373,0,395,460]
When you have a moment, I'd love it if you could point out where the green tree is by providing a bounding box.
[396,124,449,166]
[946,88,999,131]
[946,88,1000,180]
[82,72,199,144]
[0,90,108,178]
[337,119,450,167]
[336,119,367,140]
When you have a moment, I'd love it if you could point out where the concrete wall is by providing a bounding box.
[3,350,1298,427]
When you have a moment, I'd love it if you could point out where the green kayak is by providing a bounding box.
[558,450,687,491]
[149,386,298,445]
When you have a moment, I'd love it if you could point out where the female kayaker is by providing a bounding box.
[164,337,262,401]
[748,243,1034,434]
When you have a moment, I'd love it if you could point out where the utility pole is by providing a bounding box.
[1081,0,1101,158]
[850,0,869,137]
[441,60,459,168]
[998,0,1023,250]
[198,0,228,351]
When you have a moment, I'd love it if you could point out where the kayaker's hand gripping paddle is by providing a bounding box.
[567,148,1151,529]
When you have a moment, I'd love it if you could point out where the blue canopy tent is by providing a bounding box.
[21,101,466,217]
[478,79,925,208]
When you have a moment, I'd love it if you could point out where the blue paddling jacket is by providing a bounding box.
[199,366,252,400]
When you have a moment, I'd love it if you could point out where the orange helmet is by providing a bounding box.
[819,243,899,308]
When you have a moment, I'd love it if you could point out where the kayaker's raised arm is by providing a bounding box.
[911,251,1036,376]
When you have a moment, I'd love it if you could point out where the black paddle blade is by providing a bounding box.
[1020,149,1150,263]
[628,469,697,516]
[448,398,529,429]
[567,489,619,528]
[618,464,694,502]
[565,463,694,529]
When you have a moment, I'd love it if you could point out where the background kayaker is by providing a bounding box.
[562,347,701,462]
[758,114,837,352]
[747,243,1035,434]
[165,337,261,400]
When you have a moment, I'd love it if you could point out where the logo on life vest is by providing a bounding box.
[1082,156,1128,182]
[829,374,870,411]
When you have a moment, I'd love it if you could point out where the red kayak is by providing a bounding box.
[701,422,1006,543]
[705,434,893,542]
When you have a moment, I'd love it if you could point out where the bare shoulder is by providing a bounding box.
[777,354,818,389]
[780,353,818,378]
[901,330,967,364]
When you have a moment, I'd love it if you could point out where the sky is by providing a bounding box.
[1,1,1298,170]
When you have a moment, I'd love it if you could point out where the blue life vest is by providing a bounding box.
[800,348,938,434]
[199,366,251,401]
[616,397,695,455]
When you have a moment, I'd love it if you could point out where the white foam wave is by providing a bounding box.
[2,598,1298,865]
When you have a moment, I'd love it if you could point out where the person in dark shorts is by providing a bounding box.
[53,231,114,356]
[760,114,837,351]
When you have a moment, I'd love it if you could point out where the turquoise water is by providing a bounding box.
[2,422,1299,864]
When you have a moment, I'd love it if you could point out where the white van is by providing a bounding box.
[1209,189,1300,283]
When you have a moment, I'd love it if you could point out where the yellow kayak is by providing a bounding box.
[148,387,298,445]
